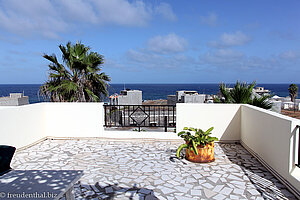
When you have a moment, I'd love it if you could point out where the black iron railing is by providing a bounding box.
[104,104,176,132]
[296,125,300,168]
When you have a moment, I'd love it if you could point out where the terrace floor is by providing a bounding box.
[11,139,297,200]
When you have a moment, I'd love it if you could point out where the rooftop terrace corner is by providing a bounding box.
[1,102,300,199]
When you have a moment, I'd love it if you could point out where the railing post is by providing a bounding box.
[164,116,167,132]
[104,105,107,127]
[297,125,300,168]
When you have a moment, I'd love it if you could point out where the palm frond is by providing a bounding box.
[40,42,110,102]
[250,95,272,109]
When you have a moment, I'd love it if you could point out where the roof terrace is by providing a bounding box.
[1,103,300,199]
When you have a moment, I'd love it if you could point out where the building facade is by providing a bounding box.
[0,93,29,106]
[109,90,142,105]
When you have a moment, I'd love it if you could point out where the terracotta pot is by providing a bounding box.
[185,142,215,163]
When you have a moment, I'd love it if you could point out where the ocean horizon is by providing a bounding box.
[0,83,298,104]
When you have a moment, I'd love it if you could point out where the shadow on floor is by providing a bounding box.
[74,182,158,200]
[219,143,297,200]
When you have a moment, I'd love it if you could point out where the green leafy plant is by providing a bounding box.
[40,41,110,102]
[288,84,298,102]
[288,84,298,112]
[176,127,218,158]
[216,81,272,109]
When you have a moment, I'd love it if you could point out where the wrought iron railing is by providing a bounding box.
[296,125,300,168]
[104,104,176,132]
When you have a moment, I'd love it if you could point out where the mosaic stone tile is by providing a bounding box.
[11,139,298,200]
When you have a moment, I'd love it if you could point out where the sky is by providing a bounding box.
[0,0,299,84]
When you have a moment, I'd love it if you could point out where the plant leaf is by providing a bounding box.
[176,144,188,158]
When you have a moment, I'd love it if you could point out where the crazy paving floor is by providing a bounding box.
[11,139,297,200]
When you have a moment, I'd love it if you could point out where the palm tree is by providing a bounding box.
[250,95,273,109]
[288,84,298,102]
[40,42,110,102]
[218,81,272,109]
[288,84,298,112]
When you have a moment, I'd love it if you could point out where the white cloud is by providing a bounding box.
[126,49,195,69]
[279,50,300,60]
[147,33,187,54]
[125,33,192,70]
[0,0,67,39]
[200,49,245,67]
[200,12,217,26]
[198,49,299,71]
[0,0,176,39]
[155,3,177,21]
[214,49,244,59]
[209,31,251,48]
[57,0,98,24]
[125,44,300,73]
[91,0,151,26]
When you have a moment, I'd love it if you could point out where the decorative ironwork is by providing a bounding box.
[104,104,176,132]
[129,106,149,126]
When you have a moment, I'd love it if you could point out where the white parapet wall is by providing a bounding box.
[0,104,46,148]
[0,103,104,148]
[241,104,300,193]
[176,103,241,141]
[44,103,104,138]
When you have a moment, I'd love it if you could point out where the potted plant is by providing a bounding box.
[176,127,218,163]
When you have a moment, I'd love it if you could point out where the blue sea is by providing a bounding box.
[0,84,298,104]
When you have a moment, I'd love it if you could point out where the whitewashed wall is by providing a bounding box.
[0,103,104,148]
[176,103,241,141]
[0,104,46,148]
[241,105,300,192]
[44,103,104,138]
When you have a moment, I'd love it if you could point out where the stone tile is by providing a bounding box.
[233,188,244,195]
[174,186,189,193]
[248,189,261,196]
[160,187,176,194]
[203,183,214,189]
[213,193,227,200]
[219,187,233,195]
[204,188,217,198]
[10,139,297,200]
[190,189,201,196]
[212,185,224,193]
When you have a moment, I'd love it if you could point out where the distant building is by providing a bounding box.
[167,95,176,105]
[0,93,29,106]
[206,95,214,103]
[109,89,142,105]
[168,91,206,105]
[283,102,294,110]
[269,100,282,113]
[253,87,270,96]
[177,91,206,103]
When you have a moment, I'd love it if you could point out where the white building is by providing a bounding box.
[168,91,210,105]
[253,87,270,96]
[109,90,142,105]
[167,95,176,105]
[176,91,206,103]
[0,93,29,106]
